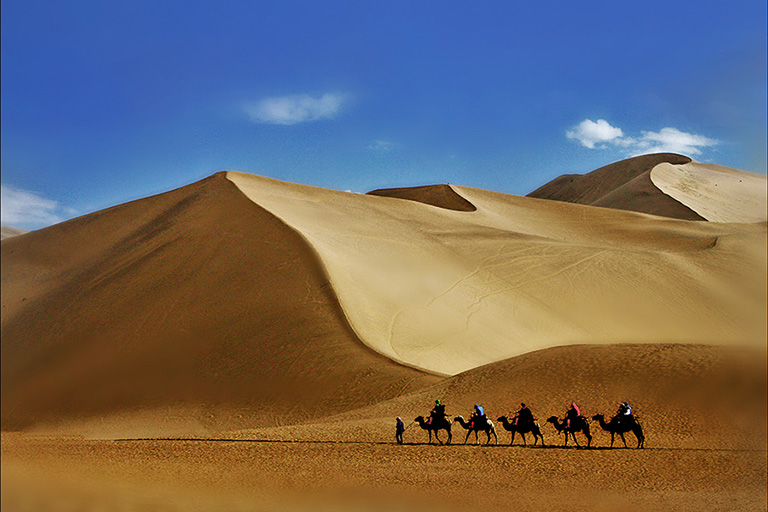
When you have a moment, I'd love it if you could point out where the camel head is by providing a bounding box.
[496,416,507,422]
[592,414,604,421]
[546,416,559,424]
[414,416,425,423]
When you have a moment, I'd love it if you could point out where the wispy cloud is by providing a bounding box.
[566,119,719,156]
[0,184,75,230]
[630,127,719,156]
[244,93,346,125]
[367,140,398,152]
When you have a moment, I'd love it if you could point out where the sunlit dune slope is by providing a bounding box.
[651,161,767,223]
[527,153,705,220]
[1,173,437,435]
[228,171,766,376]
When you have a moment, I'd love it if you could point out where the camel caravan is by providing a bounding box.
[396,400,644,449]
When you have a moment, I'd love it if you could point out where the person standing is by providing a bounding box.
[396,417,405,444]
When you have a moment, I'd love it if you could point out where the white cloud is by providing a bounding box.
[566,119,624,149]
[566,119,719,157]
[631,127,719,156]
[368,140,397,151]
[244,93,346,125]
[1,184,73,230]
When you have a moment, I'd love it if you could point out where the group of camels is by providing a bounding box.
[412,410,644,449]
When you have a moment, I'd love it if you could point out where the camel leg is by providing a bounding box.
[619,433,628,448]
[446,429,452,445]
[572,432,580,447]
[610,433,615,448]
[521,433,527,446]
[435,431,443,445]
[509,430,515,446]
[463,430,471,444]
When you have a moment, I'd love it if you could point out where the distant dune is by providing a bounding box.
[367,184,477,211]
[527,153,705,219]
[2,157,766,437]
[1,226,26,240]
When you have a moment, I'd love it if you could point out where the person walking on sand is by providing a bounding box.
[396,417,405,444]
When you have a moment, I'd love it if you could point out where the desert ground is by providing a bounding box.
[2,154,766,511]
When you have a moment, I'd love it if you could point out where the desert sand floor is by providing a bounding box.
[2,434,766,512]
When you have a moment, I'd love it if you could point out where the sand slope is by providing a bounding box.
[0,226,26,240]
[228,171,766,376]
[1,173,436,435]
[527,153,705,219]
[651,161,767,223]
[2,162,765,436]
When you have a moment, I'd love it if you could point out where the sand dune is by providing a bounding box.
[1,173,436,435]
[368,184,477,211]
[651,161,767,223]
[2,158,766,437]
[527,153,705,219]
[229,170,766,376]
[2,157,766,510]
[0,226,26,240]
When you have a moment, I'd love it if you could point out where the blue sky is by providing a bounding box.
[2,0,766,230]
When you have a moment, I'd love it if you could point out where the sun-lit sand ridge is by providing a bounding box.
[228,161,766,376]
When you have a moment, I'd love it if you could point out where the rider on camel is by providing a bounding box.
[513,402,534,426]
[615,401,633,427]
[469,404,486,429]
[564,402,580,429]
[428,399,446,425]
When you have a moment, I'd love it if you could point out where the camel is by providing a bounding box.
[453,415,498,445]
[414,416,452,445]
[546,416,592,447]
[592,413,645,448]
[496,416,545,446]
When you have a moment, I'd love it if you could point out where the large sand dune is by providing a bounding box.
[2,157,765,436]
[1,173,436,435]
[2,157,766,511]
[229,170,766,376]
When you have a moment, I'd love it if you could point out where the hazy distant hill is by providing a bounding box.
[1,226,26,240]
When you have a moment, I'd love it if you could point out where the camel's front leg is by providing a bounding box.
[521,433,527,446]
[463,430,471,445]
[435,431,443,445]
[610,433,615,448]
[619,433,627,448]
[572,432,580,447]
[509,431,516,446]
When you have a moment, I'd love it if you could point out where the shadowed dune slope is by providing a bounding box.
[367,184,477,211]
[1,173,437,436]
[228,172,766,376]
[527,153,705,220]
